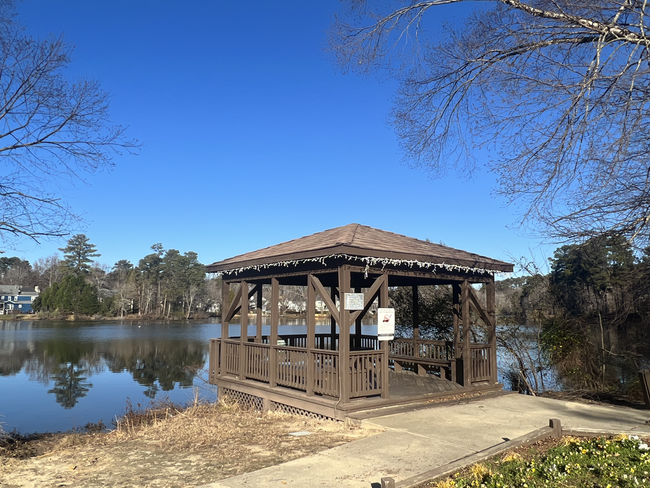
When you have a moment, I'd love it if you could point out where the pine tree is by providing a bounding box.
[59,234,100,276]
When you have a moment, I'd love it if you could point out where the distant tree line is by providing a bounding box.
[385,236,650,396]
[496,236,650,394]
[2,234,220,319]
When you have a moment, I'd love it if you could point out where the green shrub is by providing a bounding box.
[36,275,100,315]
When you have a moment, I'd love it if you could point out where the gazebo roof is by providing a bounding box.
[206,224,513,275]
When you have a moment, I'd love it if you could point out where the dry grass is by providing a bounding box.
[110,397,359,455]
[0,398,379,488]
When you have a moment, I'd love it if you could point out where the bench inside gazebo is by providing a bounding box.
[207,224,513,420]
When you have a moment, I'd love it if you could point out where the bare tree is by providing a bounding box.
[32,254,60,287]
[205,276,222,315]
[0,1,137,244]
[184,283,201,319]
[114,279,137,318]
[330,0,650,244]
[89,262,110,290]
[0,256,32,284]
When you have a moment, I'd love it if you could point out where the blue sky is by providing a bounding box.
[7,1,553,274]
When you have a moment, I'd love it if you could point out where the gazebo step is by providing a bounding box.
[389,370,463,395]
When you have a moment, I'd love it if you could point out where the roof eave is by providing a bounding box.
[206,244,513,274]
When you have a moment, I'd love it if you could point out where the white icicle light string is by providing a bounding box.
[214,253,504,278]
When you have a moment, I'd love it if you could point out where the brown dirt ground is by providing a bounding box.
[0,401,380,488]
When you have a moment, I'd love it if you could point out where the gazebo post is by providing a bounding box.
[219,280,230,376]
[412,285,424,375]
[222,281,231,339]
[306,274,315,396]
[269,278,279,388]
[452,283,461,383]
[330,287,337,351]
[354,286,362,349]
[256,285,263,343]
[412,283,420,370]
[379,272,390,399]
[486,277,498,383]
[412,285,420,340]
[339,266,351,404]
[239,281,248,380]
[461,280,471,387]
[452,283,461,359]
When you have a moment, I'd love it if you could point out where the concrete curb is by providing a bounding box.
[388,420,559,488]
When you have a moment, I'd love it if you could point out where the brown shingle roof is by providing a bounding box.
[206,224,513,274]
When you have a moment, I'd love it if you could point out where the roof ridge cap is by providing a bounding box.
[334,223,358,246]
[348,223,361,245]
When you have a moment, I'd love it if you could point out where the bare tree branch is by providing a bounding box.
[330,0,650,245]
[0,2,138,245]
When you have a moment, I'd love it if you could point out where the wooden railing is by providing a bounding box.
[209,338,341,396]
[470,344,492,382]
[276,334,339,350]
[312,351,339,397]
[222,339,241,375]
[209,338,220,383]
[351,335,379,351]
[276,346,307,391]
[244,343,270,382]
[349,350,383,398]
[208,334,495,401]
[262,333,377,351]
[389,339,453,361]
[314,334,338,350]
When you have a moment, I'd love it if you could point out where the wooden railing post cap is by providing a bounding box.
[549,418,562,437]
[381,477,396,488]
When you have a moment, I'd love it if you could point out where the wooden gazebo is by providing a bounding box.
[206,224,513,419]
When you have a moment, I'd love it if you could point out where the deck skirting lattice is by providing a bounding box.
[220,387,336,420]
[221,387,264,411]
[270,401,334,421]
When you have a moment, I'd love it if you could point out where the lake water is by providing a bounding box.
[1,319,541,434]
[0,318,379,434]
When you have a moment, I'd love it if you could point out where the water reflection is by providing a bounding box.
[0,321,209,399]
[0,317,375,433]
[0,319,219,433]
[48,362,93,408]
[113,347,205,391]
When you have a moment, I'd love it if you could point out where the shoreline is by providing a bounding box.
[0,400,375,487]
[0,312,334,322]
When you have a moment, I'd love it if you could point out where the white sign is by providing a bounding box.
[344,293,364,311]
[377,308,395,341]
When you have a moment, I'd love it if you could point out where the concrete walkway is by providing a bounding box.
[202,394,650,488]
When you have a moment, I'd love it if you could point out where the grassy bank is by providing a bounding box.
[1,398,377,487]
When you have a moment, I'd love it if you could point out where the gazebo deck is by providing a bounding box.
[209,333,501,419]
[212,366,501,420]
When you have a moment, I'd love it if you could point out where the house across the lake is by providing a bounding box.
[0,285,40,314]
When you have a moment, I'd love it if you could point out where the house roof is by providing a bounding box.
[0,285,19,294]
[19,287,39,295]
[206,224,513,275]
